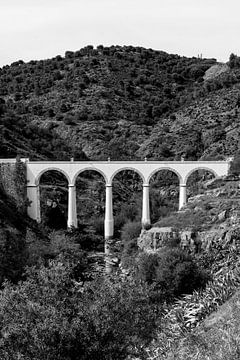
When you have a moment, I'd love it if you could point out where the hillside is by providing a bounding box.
[0,181,49,283]
[0,45,228,160]
[141,176,240,359]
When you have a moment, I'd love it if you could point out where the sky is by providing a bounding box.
[0,0,240,67]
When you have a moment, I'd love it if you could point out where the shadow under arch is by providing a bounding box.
[38,168,69,230]
[110,167,145,184]
[72,167,108,185]
[185,166,218,184]
[147,167,183,184]
[111,168,144,238]
[148,168,180,223]
[36,167,71,185]
[74,168,107,237]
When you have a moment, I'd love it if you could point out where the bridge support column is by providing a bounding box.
[179,183,187,210]
[68,184,77,228]
[105,184,114,274]
[142,183,151,228]
[104,184,114,241]
[27,185,41,222]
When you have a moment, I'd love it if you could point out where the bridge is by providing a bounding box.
[24,159,231,240]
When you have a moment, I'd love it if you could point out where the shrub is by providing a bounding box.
[0,258,160,360]
[113,213,127,238]
[121,221,142,243]
[66,227,104,251]
[92,216,104,236]
[121,238,139,269]
[136,248,208,300]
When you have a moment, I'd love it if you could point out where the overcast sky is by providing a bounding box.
[0,0,239,67]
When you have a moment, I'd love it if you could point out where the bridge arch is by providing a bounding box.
[147,167,183,184]
[184,166,218,184]
[73,168,106,233]
[110,167,146,184]
[35,167,71,186]
[72,167,108,185]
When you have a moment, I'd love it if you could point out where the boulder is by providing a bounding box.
[218,210,227,222]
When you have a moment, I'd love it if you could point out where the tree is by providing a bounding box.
[229,53,240,68]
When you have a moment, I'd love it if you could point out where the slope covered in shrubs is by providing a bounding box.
[141,175,240,359]
[0,45,221,160]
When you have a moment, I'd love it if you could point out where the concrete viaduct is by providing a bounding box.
[23,159,231,240]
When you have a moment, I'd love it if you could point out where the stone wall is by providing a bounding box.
[0,159,27,213]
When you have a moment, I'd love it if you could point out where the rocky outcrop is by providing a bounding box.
[138,223,240,254]
[138,227,178,252]
[138,227,199,253]
[203,64,229,81]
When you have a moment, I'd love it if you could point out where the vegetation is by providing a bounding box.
[0,256,160,360]
[136,248,209,301]
[1,45,238,162]
[2,47,240,358]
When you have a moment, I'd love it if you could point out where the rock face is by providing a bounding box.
[138,225,240,254]
[138,227,199,253]
[138,227,178,252]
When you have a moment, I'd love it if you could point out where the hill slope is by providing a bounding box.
[0,45,224,160]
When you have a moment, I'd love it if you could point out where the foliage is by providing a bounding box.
[121,238,139,269]
[144,212,240,358]
[0,258,160,360]
[66,227,104,251]
[0,227,27,285]
[42,204,67,230]
[120,221,142,243]
[171,290,240,360]
[13,156,27,213]
[146,256,240,359]
[228,53,240,68]
[229,151,240,176]
[91,216,104,236]
[136,248,209,301]
[154,206,210,231]
[0,45,219,160]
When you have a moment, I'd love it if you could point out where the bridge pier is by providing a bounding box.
[179,183,187,210]
[142,183,151,228]
[104,184,114,241]
[104,184,114,273]
[67,184,77,228]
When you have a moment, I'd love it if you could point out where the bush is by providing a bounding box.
[136,248,208,300]
[66,227,104,251]
[0,258,160,359]
[113,213,127,238]
[121,221,142,243]
[92,216,104,236]
[121,238,139,269]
